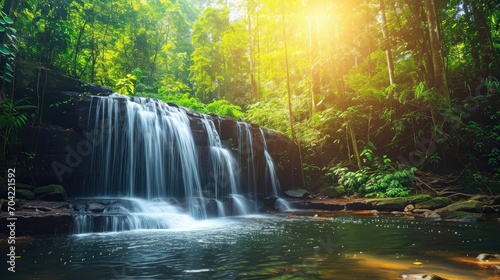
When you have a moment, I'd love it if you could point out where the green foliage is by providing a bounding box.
[460,119,500,176]
[158,93,207,113]
[325,153,416,198]
[0,11,16,84]
[244,96,291,136]
[206,100,243,119]
[0,96,35,164]
[115,74,137,95]
[138,91,244,120]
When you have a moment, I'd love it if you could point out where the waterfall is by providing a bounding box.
[260,128,292,211]
[75,94,289,233]
[236,122,258,204]
[200,117,254,215]
[83,94,206,219]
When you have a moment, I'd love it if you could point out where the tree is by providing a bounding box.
[425,0,450,104]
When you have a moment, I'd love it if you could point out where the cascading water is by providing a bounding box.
[259,128,292,211]
[236,122,258,204]
[75,94,287,233]
[83,94,206,216]
[200,117,254,215]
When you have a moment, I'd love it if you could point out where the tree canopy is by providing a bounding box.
[1,0,499,197]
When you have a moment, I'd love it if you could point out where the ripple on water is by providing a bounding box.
[6,214,500,279]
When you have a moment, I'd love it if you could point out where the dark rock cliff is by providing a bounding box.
[14,62,304,198]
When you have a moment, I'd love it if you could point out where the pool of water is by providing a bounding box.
[3,212,500,279]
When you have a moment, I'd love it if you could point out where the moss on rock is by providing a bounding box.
[16,189,36,200]
[408,194,433,204]
[34,184,67,201]
[367,197,409,211]
[435,200,485,213]
[416,197,453,210]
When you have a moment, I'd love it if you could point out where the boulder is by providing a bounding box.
[435,200,485,213]
[285,189,310,198]
[404,204,415,213]
[423,210,440,219]
[87,202,107,213]
[400,274,443,280]
[416,197,453,210]
[476,253,500,261]
[368,197,408,211]
[34,184,67,201]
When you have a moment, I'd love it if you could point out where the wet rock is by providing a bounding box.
[34,184,67,201]
[415,197,453,210]
[435,200,485,213]
[263,196,278,208]
[368,197,408,211]
[476,253,500,261]
[87,202,106,213]
[285,189,309,198]
[400,274,443,280]
[423,210,440,219]
[404,204,415,213]
[0,200,73,235]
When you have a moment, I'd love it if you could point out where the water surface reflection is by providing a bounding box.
[3,213,500,279]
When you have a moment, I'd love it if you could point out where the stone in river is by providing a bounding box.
[400,274,443,280]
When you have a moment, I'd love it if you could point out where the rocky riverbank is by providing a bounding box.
[288,193,500,222]
[2,192,500,237]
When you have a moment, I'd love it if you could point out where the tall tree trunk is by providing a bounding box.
[73,19,88,78]
[462,0,481,76]
[307,0,321,113]
[380,0,395,85]
[247,3,258,101]
[281,0,305,186]
[470,2,500,76]
[425,0,450,104]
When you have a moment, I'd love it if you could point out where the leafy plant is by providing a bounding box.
[206,99,243,119]
[326,151,416,198]
[0,11,16,85]
[0,96,35,164]
[115,74,137,95]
